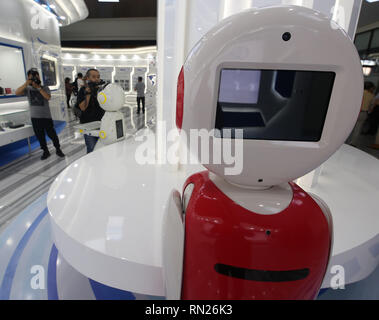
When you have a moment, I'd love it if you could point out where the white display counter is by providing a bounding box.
[0,108,33,148]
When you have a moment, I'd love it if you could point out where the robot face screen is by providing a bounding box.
[215,69,335,142]
[116,120,124,139]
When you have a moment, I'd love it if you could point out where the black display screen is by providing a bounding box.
[41,58,57,87]
[116,119,124,139]
[215,69,335,141]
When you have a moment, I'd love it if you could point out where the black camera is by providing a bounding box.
[30,70,41,86]
[87,80,106,96]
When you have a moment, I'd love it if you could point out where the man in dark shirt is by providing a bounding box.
[16,69,65,160]
[77,69,105,153]
[134,76,146,114]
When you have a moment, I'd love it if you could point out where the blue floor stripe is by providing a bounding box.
[0,208,48,300]
[47,245,59,300]
[89,279,136,300]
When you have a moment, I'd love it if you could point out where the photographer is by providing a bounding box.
[16,68,65,160]
[77,69,105,153]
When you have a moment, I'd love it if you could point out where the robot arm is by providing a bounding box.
[162,190,185,300]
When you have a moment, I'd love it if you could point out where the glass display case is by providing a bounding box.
[41,55,59,91]
[0,43,26,98]
[0,42,33,147]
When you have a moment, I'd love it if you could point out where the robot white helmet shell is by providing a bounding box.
[97,83,125,112]
[178,5,363,188]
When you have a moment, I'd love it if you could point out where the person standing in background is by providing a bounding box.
[16,68,65,160]
[65,77,73,108]
[77,73,85,90]
[348,81,375,146]
[369,87,379,149]
[134,76,146,114]
[72,73,85,96]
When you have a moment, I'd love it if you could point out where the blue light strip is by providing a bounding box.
[33,0,63,22]
[47,245,59,300]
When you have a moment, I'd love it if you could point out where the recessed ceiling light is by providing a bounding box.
[98,0,120,2]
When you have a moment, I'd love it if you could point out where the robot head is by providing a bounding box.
[97,83,125,112]
[177,6,363,188]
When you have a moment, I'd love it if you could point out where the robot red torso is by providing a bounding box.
[181,171,332,300]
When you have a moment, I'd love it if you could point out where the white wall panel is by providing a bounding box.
[0,0,67,122]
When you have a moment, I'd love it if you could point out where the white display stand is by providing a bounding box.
[0,108,33,150]
[0,125,34,148]
[48,131,203,296]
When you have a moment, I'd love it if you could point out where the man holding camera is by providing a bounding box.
[77,69,105,153]
[16,68,65,160]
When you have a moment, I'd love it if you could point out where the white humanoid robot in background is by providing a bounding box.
[95,83,126,150]
[76,83,127,151]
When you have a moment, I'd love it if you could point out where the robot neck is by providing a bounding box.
[209,172,293,215]
[226,180,273,191]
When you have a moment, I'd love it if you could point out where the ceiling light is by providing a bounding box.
[361,60,376,66]
[98,0,120,2]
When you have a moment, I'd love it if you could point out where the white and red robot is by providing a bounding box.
[96,83,126,149]
[76,83,126,150]
[162,6,363,300]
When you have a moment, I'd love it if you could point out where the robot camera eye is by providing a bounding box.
[282,32,291,41]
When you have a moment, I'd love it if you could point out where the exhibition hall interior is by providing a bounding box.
[0,0,378,301]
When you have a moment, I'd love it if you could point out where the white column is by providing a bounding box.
[156,0,166,164]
